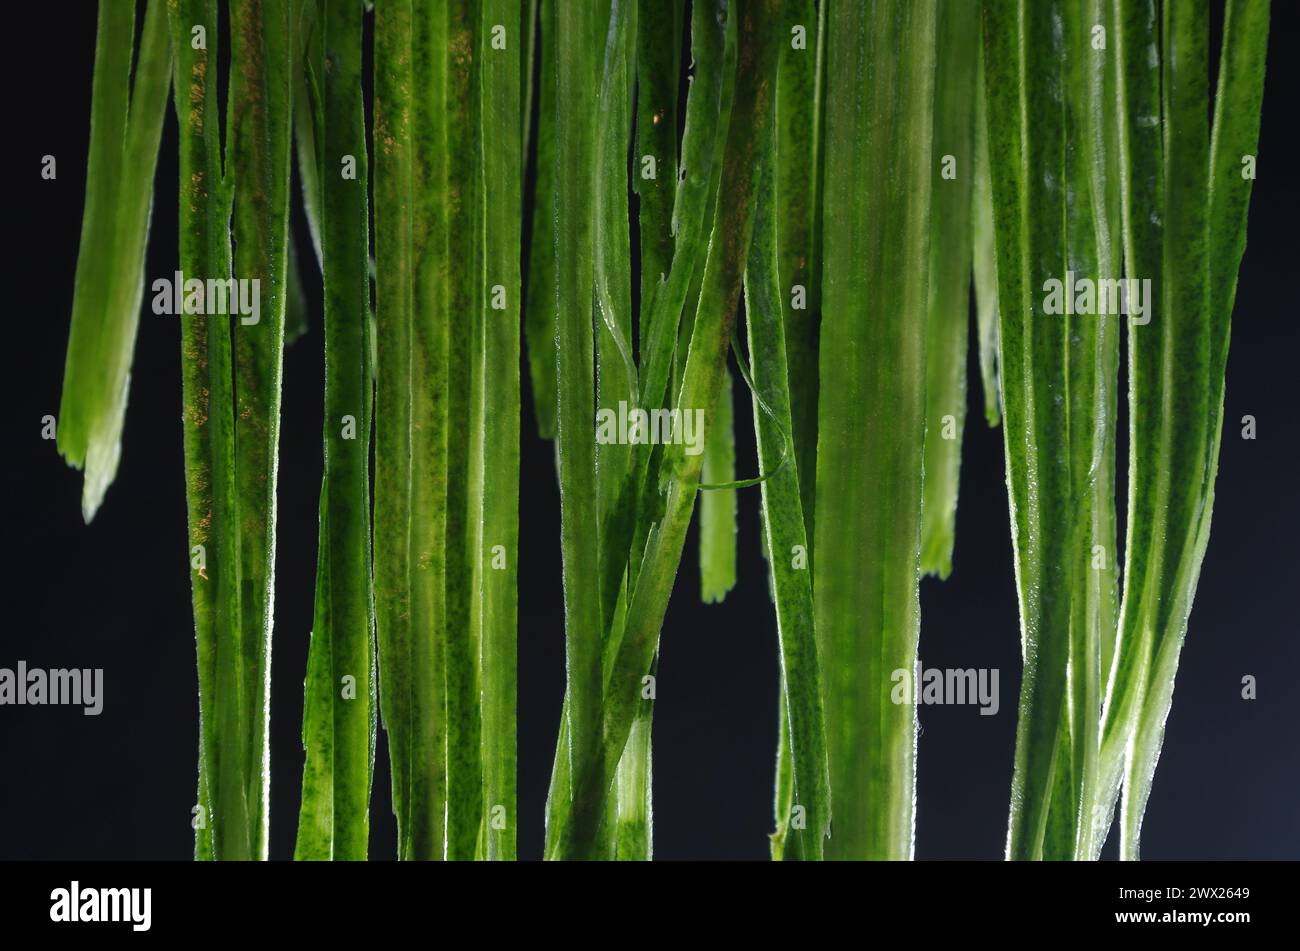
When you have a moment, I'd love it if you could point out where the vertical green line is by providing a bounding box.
[770,689,795,859]
[699,369,736,602]
[550,0,605,857]
[920,0,978,581]
[594,0,636,631]
[404,2,451,861]
[1095,0,1165,853]
[695,2,738,604]
[816,0,936,860]
[478,0,522,862]
[1064,0,1120,861]
[776,0,822,548]
[443,1,485,862]
[766,1,821,855]
[1034,0,1121,862]
[290,7,329,863]
[229,0,293,860]
[319,0,374,860]
[981,0,1074,861]
[1116,0,1211,861]
[170,0,248,861]
[634,0,682,352]
[672,8,738,402]
[522,0,539,165]
[747,124,830,862]
[972,41,1001,429]
[373,0,416,859]
[292,0,323,266]
[1083,0,1122,712]
[590,0,642,861]
[295,487,334,859]
[523,0,558,441]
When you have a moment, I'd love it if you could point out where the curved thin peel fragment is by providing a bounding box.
[920,0,978,581]
[58,0,171,522]
[747,137,830,861]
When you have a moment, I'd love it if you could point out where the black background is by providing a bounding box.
[2,1,1296,861]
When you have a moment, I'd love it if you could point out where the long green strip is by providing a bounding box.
[982,0,1074,861]
[292,0,323,267]
[589,0,644,862]
[1094,0,1164,856]
[1070,0,1120,862]
[634,0,682,350]
[1116,0,1212,863]
[1041,0,1121,862]
[551,0,781,861]
[768,0,823,856]
[699,369,736,602]
[403,3,451,860]
[972,41,1001,429]
[594,0,636,637]
[294,487,333,859]
[1205,0,1269,438]
[672,12,738,403]
[770,690,796,860]
[920,0,978,581]
[291,0,329,861]
[319,0,374,860]
[1045,0,1086,864]
[523,0,557,439]
[522,0,539,161]
[816,0,935,861]
[630,0,732,553]
[58,0,171,523]
[746,136,829,862]
[612,0,683,859]
[443,2,485,862]
[1083,0,1123,706]
[551,0,605,856]
[228,0,293,861]
[170,0,248,861]
[592,0,642,628]
[373,0,416,860]
[478,0,522,861]
[777,0,823,547]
